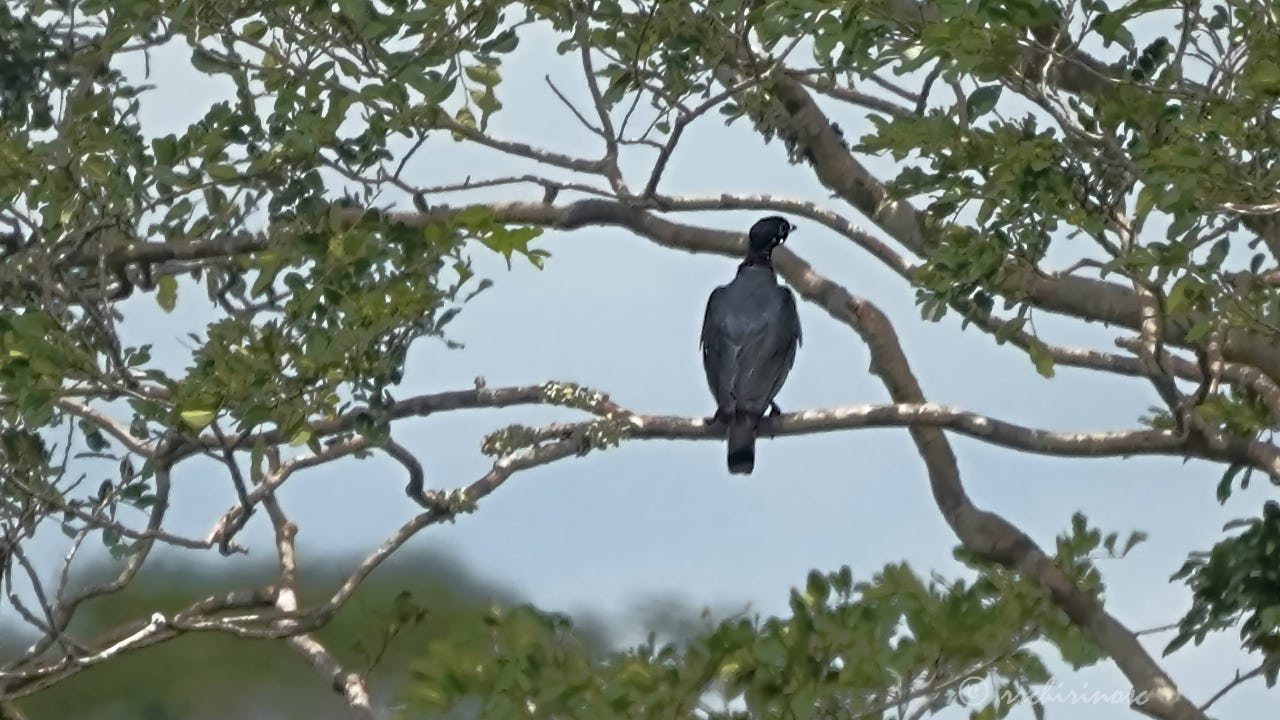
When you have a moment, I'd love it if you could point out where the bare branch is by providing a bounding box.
[790,72,912,118]
[381,437,429,508]
[55,399,155,458]
[543,74,606,138]
[431,113,609,176]
[261,473,376,718]
[1,588,275,696]
[210,422,254,555]
[64,466,173,609]
[644,60,796,198]
[403,174,612,200]
[285,635,375,719]
[868,72,923,104]
[206,435,374,548]
[1200,662,1275,712]
[574,9,626,195]
[183,384,550,463]
[310,435,585,625]
[652,193,915,277]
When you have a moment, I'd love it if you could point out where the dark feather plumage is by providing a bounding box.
[700,216,801,474]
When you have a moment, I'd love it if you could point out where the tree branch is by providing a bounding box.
[262,476,375,718]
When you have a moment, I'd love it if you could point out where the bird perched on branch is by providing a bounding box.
[700,216,801,475]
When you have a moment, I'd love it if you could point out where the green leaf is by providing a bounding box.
[179,408,217,431]
[83,155,110,182]
[191,48,235,76]
[289,426,312,446]
[157,275,178,313]
[1135,185,1158,218]
[1163,629,1192,656]
[993,317,1026,344]
[1208,4,1228,29]
[1217,463,1243,504]
[1245,59,1280,94]
[470,87,502,128]
[84,430,109,452]
[163,198,194,224]
[451,107,476,140]
[484,29,519,54]
[464,65,501,87]
[1122,531,1148,556]
[241,20,267,41]
[412,73,456,104]
[152,135,178,165]
[833,565,853,595]
[1205,238,1229,269]
[1183,319,1211,343]
[337,0,368,23]
[966,85,1003,120]
[805,570,830,605]
[206,164,238,181]
[1027,339,1055,378]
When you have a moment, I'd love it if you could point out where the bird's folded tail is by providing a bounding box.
[726,412,758,475]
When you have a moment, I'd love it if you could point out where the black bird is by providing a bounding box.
[700,216,802,474]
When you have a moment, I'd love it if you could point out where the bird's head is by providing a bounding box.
[747,216,794,260]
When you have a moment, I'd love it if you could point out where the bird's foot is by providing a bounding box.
[764,403,785,438]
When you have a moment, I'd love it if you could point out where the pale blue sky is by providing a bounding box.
[14,16,1271,719]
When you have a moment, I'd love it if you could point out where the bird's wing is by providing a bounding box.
[700,285,727,351]
[732,287,801,412]
[701,286,735,409]
[782,287,801,349]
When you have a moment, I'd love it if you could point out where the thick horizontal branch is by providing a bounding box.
[624,404,1219,461]
[178,384,549,462]
[192,378,1278,477]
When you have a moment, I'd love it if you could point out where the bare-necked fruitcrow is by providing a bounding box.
[700,216,801,474]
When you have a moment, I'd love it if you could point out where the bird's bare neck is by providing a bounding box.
[738,253,775,271]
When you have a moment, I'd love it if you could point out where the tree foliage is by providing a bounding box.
[2,0,1279,718]
[403,533,1120,720]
